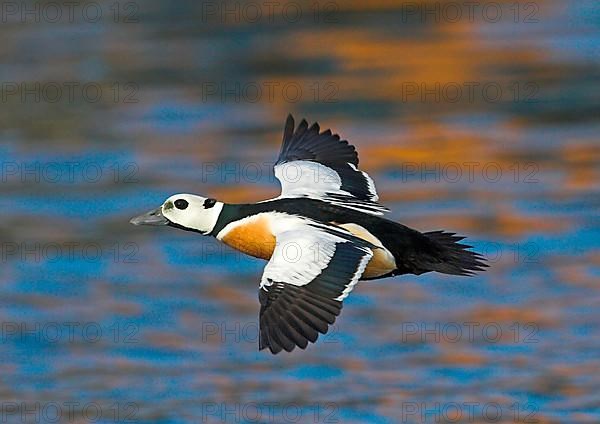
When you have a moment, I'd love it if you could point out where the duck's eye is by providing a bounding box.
[203,198,217,208]
[174,199,189,210]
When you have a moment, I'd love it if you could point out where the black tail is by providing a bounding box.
[420,230,488,276]
[370,222,489,278]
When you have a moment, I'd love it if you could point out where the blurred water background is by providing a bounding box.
[1,0,599,422]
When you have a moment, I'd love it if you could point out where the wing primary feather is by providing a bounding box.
[257,218,370,354]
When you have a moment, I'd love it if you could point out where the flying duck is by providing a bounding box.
[130,115,487,354]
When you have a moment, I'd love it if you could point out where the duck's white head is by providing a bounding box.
[130,194,223,235]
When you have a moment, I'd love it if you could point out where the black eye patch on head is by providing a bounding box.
[174,199,189,210]
[203,198,217,208]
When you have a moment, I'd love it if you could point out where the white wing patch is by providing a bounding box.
[260,214,372,292]
[257,214,374,353]
[275,161,347,198]
[273,160,387,215]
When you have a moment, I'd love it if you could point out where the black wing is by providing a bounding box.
[259,228,373,354]
[278,114,359,167]
[274,114,388,214]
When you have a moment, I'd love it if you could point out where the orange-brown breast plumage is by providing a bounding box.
[219,215,276,260]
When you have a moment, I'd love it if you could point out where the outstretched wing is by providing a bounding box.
[273,115,388,215]
[258,217,373,354]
